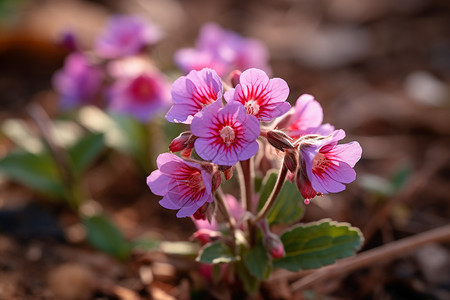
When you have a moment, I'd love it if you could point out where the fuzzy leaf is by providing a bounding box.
[274,219,363,271]
[244,244,272,280]
[196,241,237,264]
[258,170,304,225]
[83,214,131,260]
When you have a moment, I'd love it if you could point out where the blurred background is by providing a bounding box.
[0,0,449,299]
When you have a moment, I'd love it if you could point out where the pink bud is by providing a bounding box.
[212,171,222,192]
[219,165,235,180]
[192,228,221,245]
[228,69,242,88]
[193,202,209,220]
[265,233,285,259]
[169,131,192,153]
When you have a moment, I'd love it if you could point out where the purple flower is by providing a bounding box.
[147,153,213,218]
[224,68,290,122]
[53,52,103,109]
[166,68,222,124]
[297,130,362,201]
[175,23,271,77]
[95,15,161,59]
[107,70,170,122]
[191,100,260,166]
[275,94,334,139]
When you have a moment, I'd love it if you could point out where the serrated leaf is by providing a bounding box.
[196,241,237,264]
[257,170,304,225]
[67,132,105,175]
[274,219,363,271]
[0,150,64,197]
[83,214,131,260]
[244,244,272,280]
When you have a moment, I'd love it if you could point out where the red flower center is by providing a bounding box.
[129,75,157,103]
[220,126,236,147]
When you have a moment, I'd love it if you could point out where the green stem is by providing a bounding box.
[253,160,288,224]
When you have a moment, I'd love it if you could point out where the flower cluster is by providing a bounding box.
[175,23,271,77]
[147,66,362,217]
[53,15,169,122]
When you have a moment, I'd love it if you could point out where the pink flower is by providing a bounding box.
[175,23,271,77]
[166,68,222,124]
[95,15,161,59]
[52,53,103,109]
[147,153,213,218]
[107,71,169,122]
[297,130,362,201]
[224,68,290,122]
[191,100,260,166]
[274,94,335,139]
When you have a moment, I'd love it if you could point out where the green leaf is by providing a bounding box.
[274,219,363,271]
[131,238,160,251]
[391,164,411,192]
[257,170,278,211]
[244,244,272,280]
[77,106,146,158]
[0,150,64,197]
[83,214,131,260]
[67,132,105,176]
[267,180,303,225]
[257,170,304,225]
[196,241,237,264]
[109,113,148,159]
[235,260,260,295]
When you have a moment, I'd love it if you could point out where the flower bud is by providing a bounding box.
[192,228,221,245]
[228,70,242,88]
[266,130,294,151]
[219,165,235,180]
[193,202,209,220]
[169,131,193,153]
[264,233,285,259]
[284,149,298,173]
[212,171,222,192]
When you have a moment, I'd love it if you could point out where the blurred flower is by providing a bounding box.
[224,68,290,122]
[147,153,213,218]
[194,194,244,232]
[296,130,362,202]
[58,30,79,52]
[106,70,170,122]
[166,68,223,124]
[53,52,104,109]
[191,100,260,166]
[95,15,161,59]
[275,94,334,139]
[175,23,271,77]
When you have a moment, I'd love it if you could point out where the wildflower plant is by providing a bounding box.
[147,66,364,293]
